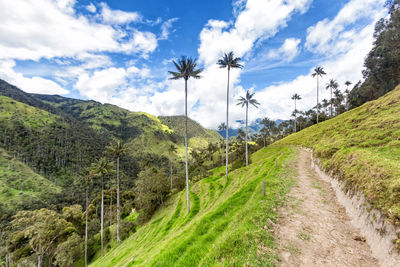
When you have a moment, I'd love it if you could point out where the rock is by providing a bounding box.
[352,235,366,242]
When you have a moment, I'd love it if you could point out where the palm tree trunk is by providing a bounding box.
[245,104,248,166]
[170,160,173,189]
[330,88,333,116]
[316,76,319,124]
[294,99,297,132]
[225,68,230,180]
[184,78,190,212]
[85,183,88,267]
[116,157,120,245]
[101,176,104,256]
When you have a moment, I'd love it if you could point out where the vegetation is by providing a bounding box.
[236,90,260,166]
[91,145,296,267]
[217,51,243,180]
[276,85,400,228]
[311,66,327,123]
[169,56,203,212]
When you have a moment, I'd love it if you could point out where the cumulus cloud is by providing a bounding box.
[99,2,141,25]
[306,0,386,55]
[0,60,69,95]
[86,3,96,13]
[267,38,301,62]
[0,0,158,61]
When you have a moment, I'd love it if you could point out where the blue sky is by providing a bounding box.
[0,0,387,128]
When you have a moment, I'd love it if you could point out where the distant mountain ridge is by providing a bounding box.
[217,118,285,138]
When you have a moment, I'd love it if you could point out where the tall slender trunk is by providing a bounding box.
[225,68,230,180]
[38,254,43,267]
[294,99,297,132]
[101,176,104,256]
[85,184,88,267]
[170,160,173,189]
[117,157,120,244]
[316,76,319,124]
[330,87,333,116]
[245,104,248,166]
[184,78,190,212]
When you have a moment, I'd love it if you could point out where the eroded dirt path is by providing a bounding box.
[276,149,378,266]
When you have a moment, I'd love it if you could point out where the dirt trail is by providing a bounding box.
[276,149,379,266]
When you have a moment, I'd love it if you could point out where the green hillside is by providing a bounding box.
[159,115,221,148]
[92,145,295,266]
[275,84,400,225]
[0,147,60,219]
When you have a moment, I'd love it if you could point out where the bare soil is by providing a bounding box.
[276,149,379,266]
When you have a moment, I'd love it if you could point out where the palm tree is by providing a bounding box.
[168,144,177,189]
[217,51,243,179]
[169,56,202,212]
[326,79,338,116]
[237,90,260,166]
[83,171,95,267]
[291,93,301,132]
[106,140,127,245]
[344,81,352,109]
[90,157,113,256]
[311,66,327,123]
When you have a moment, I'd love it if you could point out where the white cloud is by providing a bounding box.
[160,18,179,40]
[306,0,386,55]
[0,0,158,61]
[0,60,69,95]
[75,67,127,103]
[86,3,96,13]
[267,38,301,62]
[99,2,141,25]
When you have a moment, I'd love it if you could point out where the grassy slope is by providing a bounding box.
[275,84,400,224]
[92,145,296,266]
[159,115,222,148]
[0,147,60,213]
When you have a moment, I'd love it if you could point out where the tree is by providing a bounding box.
[311,66,327,123]
[106,140,127,245]
[90,157,113,256]
[325,79,338,116]
[169,56,202,212]
[291,93,301,132]
[217,51,243,179]
[135,168,169,221]
[81,172,95,267]
[236,90,260,166]
[344,81,352,109]
[167,144,177,189]
[11,209,72,267]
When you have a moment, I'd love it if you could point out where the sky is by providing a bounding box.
[0,0,388,129]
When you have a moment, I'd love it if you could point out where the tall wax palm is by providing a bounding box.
[168,144,177,189]
[311,66,327,123]
[169,56,202,212]
[106,140,127,245]
[217,51,243,179]
[326,79,338,116]
[237,90,260,166]
[291,93,301,132]
[90,157,113,256]
[82,171,95,267]
[344,81,352,108]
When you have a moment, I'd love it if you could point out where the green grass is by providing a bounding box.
[0,147,60,213]
[91,145,296,266]
[275,84,400,225]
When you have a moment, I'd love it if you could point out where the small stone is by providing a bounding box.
[352,235,366,242]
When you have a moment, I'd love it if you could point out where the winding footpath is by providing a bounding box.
[276,149,379,266]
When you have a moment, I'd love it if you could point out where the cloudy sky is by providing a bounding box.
[0,0,388,128]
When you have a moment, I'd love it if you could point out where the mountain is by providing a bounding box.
[217,118,285,138]
[159,115,221,148]
[92,84,400,266]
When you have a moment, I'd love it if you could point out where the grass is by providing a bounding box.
[0,147,60,213]
[91,145,296,266]
[275,84,400,226]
